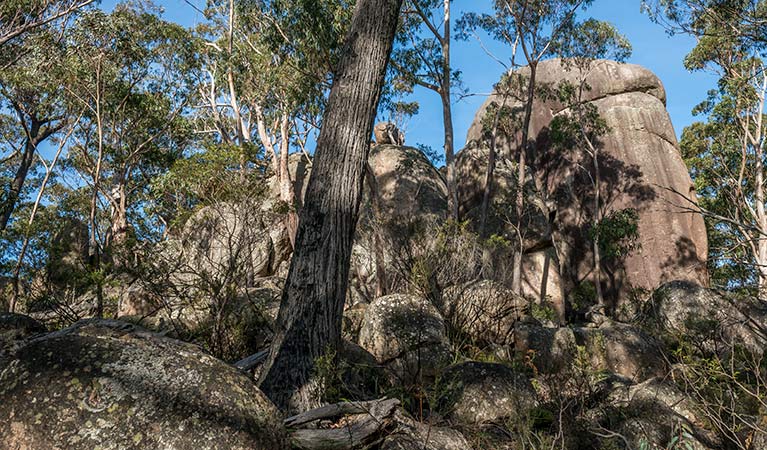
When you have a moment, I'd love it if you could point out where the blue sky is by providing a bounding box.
[101,0,719,153]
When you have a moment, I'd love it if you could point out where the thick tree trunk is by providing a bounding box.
[258,0,403,414]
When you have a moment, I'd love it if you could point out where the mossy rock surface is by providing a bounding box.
[0,319,288,449]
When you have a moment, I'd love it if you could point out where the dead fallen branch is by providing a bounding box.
[287,397,400,450]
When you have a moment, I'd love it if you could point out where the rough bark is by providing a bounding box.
[258,0,403,413]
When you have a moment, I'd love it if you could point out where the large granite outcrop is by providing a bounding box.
[351,145,448,302]
[458,59,709,310]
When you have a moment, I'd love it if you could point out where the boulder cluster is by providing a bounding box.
[2,60,766,449]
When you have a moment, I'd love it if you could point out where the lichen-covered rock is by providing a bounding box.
[749,429,767,450]
[438,361,537,425]
[513,321,665,381]
[611,416,711,450]
[441,280,525,346]
[350,145,449,303]
[595,377,720,449]
[0,319,288,449]
[358,294,452,383]
[181,201,274,284]
[381,410,473,450]
[573,322,667,382]
[513,322,577,374]
[644,280,767,355]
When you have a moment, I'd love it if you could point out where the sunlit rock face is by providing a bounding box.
[459,59,709,312]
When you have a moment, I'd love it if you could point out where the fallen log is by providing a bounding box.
[287,398,400,450]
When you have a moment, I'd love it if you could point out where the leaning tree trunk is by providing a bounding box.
[259,0,403,414]
[0,120,42,232]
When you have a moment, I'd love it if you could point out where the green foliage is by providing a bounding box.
[554,18,632,64]
[530,301,558,323]
[313,346,342,403]
[590,208,641,260]
[387,0,463,126]
[571,280,597,312]
[457,0,595,54]
[0,0,94,51]
[643,1,767,291]
[150,143,267,227]
[58,2,200,246]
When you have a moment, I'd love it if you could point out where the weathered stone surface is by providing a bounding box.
[381,410,472,450]
[181,201,274,284]
[749,429,767,450]
[374,122,405,146]
[595,377,720,449]
[459,59,709,311]
[521,249,565,310]
[644,280,767,355]
[358,294,452,382]
[342,303,369,341]
[351,145,448,301]
[574,322,667,382]
[0,319,288,449]
[513,322,577,374]
[441,280,524,346]
[514,321,665,381]
[267,152,312,209]
[438,361,537,425]
[116,278,161,318]
[367,145,447,221]
[45,217,89,289]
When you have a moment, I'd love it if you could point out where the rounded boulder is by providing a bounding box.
[0,319,288,449]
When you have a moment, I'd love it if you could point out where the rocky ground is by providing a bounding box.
[2,59,766,449]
